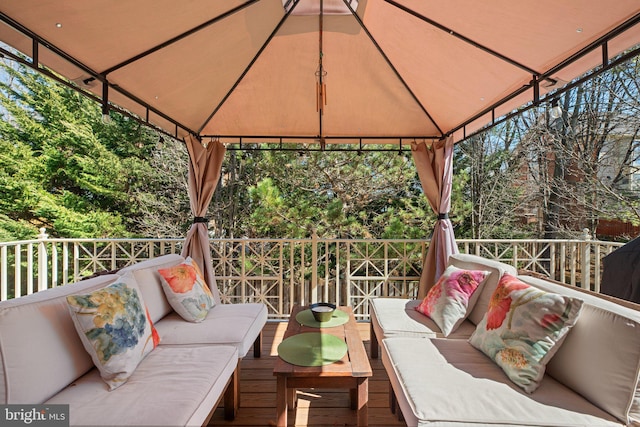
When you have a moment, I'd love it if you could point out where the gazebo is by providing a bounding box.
[1,0,640,297]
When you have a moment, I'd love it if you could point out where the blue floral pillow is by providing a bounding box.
[469,274,583,393]
[66,273,157,390]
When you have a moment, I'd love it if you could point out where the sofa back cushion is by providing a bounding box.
[118,254,185,323]
[519,275,640,424]
[448,254,518,325]
[0,274,119,404]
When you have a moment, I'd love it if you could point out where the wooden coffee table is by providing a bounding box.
[273,305,372,427]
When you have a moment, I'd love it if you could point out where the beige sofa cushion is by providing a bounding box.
[370,298,476,342]
[519,275,640,425]
[382,337,621,426]
[0,274,119,404]
[118,254,185,323]
[46,345,238,426]
[156,302,268,357]
[448,254,518,325]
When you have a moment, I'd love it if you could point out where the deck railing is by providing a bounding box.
[0,228,623,319]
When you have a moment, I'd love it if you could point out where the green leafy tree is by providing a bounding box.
[211,148,439,239]
[0,60,161,238]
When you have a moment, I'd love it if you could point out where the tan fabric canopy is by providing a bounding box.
[1,1,639,144]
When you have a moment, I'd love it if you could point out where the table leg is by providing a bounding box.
[356,378,368,427]
[287,387,296,408]
[276,375,287,427]
[350,388,357,410]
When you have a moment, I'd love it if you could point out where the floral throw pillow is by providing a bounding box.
[157,257,215,322]
[415,265,489,336]
[469,273,583,393]
[66,274,159,390]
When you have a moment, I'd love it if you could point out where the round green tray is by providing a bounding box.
[277,332,348,367]
[295,308,349,328]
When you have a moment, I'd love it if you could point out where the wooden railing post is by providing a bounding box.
[37,228,48,292]
[581,228,592,290]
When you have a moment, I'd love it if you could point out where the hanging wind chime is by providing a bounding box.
[315,0,327,115]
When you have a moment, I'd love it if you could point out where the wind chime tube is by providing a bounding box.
[316,81,326,114]
[323,82,327,107]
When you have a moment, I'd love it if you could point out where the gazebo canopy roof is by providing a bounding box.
[1,0,640,145]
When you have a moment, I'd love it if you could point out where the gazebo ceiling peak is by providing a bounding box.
[1,0,639,144]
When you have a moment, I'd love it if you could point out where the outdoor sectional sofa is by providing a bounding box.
[0,253,267,426]
[370,253,640,426]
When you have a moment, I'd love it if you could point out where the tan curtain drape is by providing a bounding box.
[181,135,226,305]
[411,135,458,299]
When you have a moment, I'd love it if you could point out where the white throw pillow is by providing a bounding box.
[469,273,583,393]
[415,265,490,336]
[66,273,159,390]
[157,256,215,322]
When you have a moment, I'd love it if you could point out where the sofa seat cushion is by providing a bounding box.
[155,302,268,357]
[46,345,238,426]
[371,298,476,341]
[382,337,621,427]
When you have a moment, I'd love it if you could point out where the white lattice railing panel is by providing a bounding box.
[0,230,624,318]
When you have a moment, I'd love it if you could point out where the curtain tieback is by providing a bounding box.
[437,213,449,220]
[193,217,209,224]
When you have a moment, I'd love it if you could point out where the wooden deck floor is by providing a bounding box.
[209,321,406,427]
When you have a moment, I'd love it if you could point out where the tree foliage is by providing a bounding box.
[0,60,176,239]
[1,54,640,243]
[211,149,437,239]
[514,57,640,239]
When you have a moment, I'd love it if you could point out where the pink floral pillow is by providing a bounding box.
[158,257,215,322]
[415,265,489,336]
[469,274,583,393]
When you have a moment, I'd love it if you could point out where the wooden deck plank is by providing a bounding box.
[209,321,405,427]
